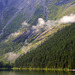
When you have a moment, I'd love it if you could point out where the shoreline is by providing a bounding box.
[12,67,75,72]
[0,67,75,72]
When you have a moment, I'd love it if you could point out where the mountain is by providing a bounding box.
[15,23,75,69]
[0,0,39,39]
[0,0,75,40]
[0,0,75,65]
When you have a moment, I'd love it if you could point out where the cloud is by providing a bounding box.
[59,14,75,23]
[5,31,21,42]
[45,20,58,28]
[32,14,75,33]
[32,18,60,32]
[38,18,45,26]
[7,52,20,61]
[5,21,29,42]
[32,18,45,32]
[10,31,21,37]
[22,21,29,27]
[5,14,75,42]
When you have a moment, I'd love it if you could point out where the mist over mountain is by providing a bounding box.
[0,0,75,37]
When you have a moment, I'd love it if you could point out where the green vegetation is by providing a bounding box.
[0,27,27,56]
[0,41,22,56]
[15,23,75,69]
[0,61,13,69]
[0,0,75,70]
[58,4,75,19]
[12,67,65,71]
[48,2,75,20]
[0,13,25,41]
[0,7,16,31]
[48,5,59,20]
[28,4,45,25]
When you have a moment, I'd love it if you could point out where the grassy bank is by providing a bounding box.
[12,67,75,71]
[0,67,75,72]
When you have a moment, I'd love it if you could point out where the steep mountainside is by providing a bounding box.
[15,23,75,69]
[0,0,75,40]
[0,0,75,63]
[0,0,39,37]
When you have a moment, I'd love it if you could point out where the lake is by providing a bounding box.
[0,71,75,75]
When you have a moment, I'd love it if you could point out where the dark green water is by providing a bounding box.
[0,71,75,75]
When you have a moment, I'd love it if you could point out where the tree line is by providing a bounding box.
[15,23,75,69]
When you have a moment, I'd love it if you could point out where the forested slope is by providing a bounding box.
[15,23,75,69]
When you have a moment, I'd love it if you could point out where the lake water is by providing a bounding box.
[0,71,75,75]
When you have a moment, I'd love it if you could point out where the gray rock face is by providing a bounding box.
[0,0,39,35]
[0,0,74,21]
[0,0,52,23]
[0,0,74,37]
[0,0,39,21]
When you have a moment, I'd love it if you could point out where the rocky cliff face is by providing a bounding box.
[0,0,74,21]
[0,0,38,22]
[0,0,39,35]
[0,0,75,39]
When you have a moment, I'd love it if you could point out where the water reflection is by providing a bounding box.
[0,71,75,75]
